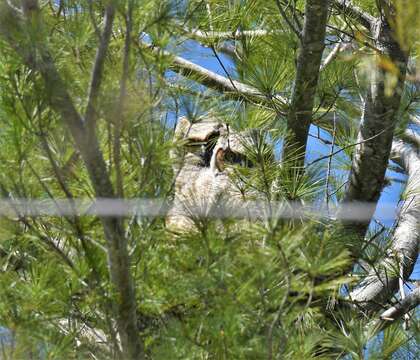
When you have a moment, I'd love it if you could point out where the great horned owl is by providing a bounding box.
[166,117,252,231]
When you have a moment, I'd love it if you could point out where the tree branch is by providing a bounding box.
[113,2,133,198]
[274,0,302,39]
[332,0,376,30]
[349,140,420,312]
[339,14,408,240]
[307,126,389,166]
[85,2,116,131]
[377,286,420,327]
[283,0,330,169]
[139,40,287,106]
[141,32,348,114]
[320,42,352,71]
[183,28,279,41]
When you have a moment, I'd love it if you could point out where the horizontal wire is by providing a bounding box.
[0,198,399,221]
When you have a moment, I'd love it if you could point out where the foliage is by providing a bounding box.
[0,0,418,359]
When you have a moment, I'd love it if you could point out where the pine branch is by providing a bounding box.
[410,114,420,127]
[139,40,287,106]
[113,2,133,198]
[400,128,420,149]
[274,0,302,39]
[141,34,349,113]
[0,3,144,358]
[307,126,389,166]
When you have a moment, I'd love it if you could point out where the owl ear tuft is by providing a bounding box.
[210,146,226,174]
[215,148,225,172]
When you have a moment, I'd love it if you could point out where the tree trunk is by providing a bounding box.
[340,15,408,241]
[283,0,329,171]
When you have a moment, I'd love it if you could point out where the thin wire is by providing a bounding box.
[0,198,399,221]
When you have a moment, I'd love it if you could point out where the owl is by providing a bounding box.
[166,117,252,231]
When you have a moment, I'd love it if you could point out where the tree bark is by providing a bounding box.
[377,286,420,327]
[350,140,420,312]
[282,0,330,171]
[340,13,408,241]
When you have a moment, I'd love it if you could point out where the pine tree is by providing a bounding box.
[0,0,418,359]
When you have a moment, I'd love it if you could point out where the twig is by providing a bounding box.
[320,42,353,71]
[274,0,302,39]
[308,127,389,166]
[210,45,238,92]
[398,260,411,329]
[6,0,23,15]
[325,113,337,211]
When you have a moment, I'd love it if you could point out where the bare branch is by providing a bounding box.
[349,140,420,311]
[185,28,278,41]
[378,286,420,326]
[332,0,376,30]
[320,42,352,71]
[139,40,287,106]
[85,2,116,130]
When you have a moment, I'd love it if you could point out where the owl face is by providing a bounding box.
[171,117,252,170]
